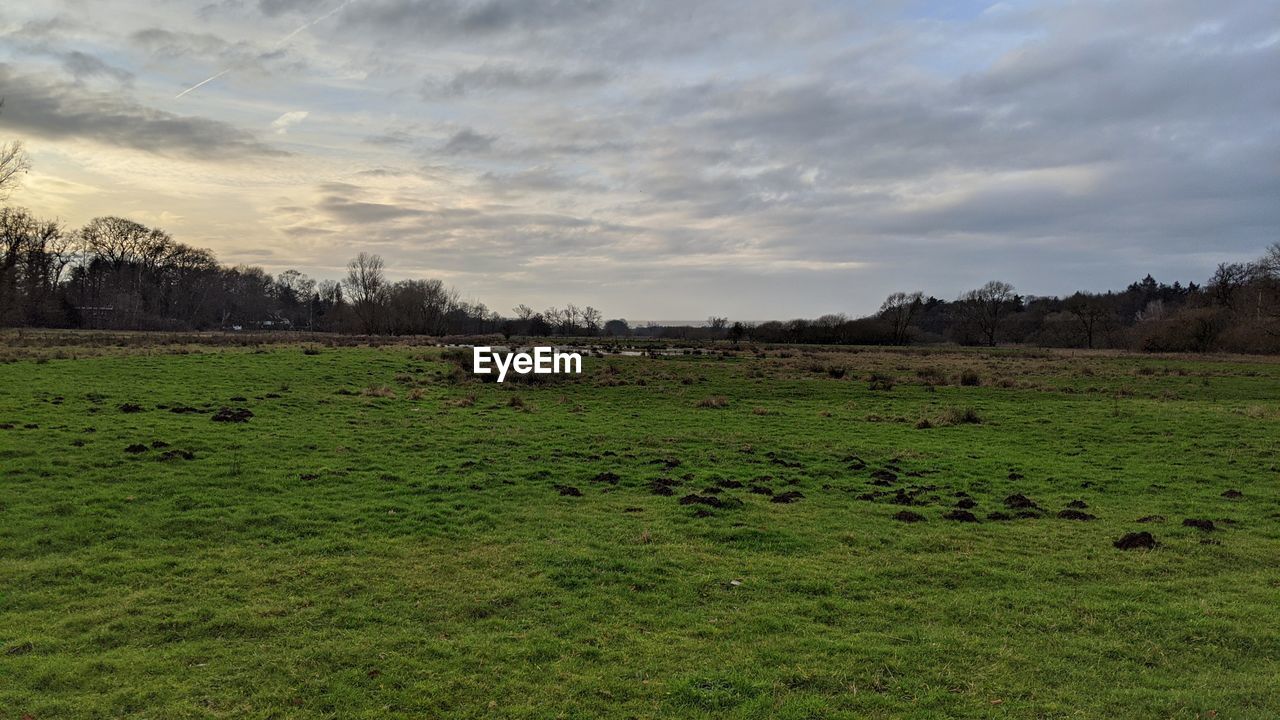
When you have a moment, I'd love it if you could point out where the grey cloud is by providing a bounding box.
[61,51,134,84]
[257,0,314,17]
[348,0,616,39]
[130,27,307,79]
[439,128,496,155]
[424,63,610,97]
[0,65,287,160]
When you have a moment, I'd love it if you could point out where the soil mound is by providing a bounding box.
[1003,493,1038,509]
[212,407,253,423]
[679,494,723,507]
[1114,532,1157,550]
[870,469,898,485]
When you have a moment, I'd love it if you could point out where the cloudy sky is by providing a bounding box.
[1,1,1277,319]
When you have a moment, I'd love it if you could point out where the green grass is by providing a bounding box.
[2,343,1279,718]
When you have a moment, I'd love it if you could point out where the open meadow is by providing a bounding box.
[2,336,1279,718]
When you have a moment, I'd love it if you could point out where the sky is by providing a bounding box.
[1,0,1277,320]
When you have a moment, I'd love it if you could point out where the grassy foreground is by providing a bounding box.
[2,341,1279,718]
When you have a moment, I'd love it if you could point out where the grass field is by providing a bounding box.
[2,339,1279,718]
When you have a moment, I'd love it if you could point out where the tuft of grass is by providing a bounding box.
[867,372,895,391]
[938,406,983,425]
[362,385,396,398]
[696,395,729,408]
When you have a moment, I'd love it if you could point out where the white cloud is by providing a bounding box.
[271,110,309,134]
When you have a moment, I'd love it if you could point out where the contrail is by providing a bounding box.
[174,69,231,99]
[175,0,354,99]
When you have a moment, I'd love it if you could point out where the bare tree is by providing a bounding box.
[1209,262,1251,311]
[1256,242,1280,279]
[564,303,582,334]
[0,100,31,200]
[1064,292,1113,349]
[879,291,924,345]
[957,281,1017,346]
[543,306,562,335]
[1,208,66,324]
[344,252,387,333]
[582,306,603,335]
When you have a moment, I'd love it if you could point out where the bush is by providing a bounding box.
[939,406,983,425]
[959,370,981,386]
[867,372,895,391]
[445,393,476,408]
[916,366,947,385]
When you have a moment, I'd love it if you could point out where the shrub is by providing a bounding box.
[867,372,895,391]
[445,394,476,408]
[959,370,981,386]
[938,406,983,425]
[916,366,947,385]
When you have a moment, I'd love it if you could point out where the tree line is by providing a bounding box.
[688,249,1280,354]
[2,204,1278,352]
[0,209,492,334]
